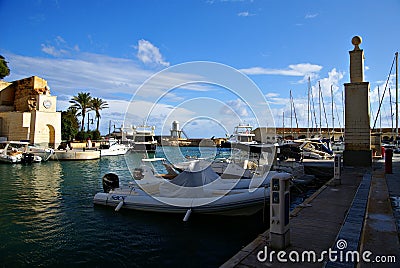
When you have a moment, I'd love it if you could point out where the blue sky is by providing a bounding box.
[1,0,399,137]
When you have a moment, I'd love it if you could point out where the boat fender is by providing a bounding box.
[102,173,119,193]
[115,200,124,211]
[183,209,192,222]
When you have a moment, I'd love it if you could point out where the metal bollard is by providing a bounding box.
[270,173,290,249]
[333,154,342,185]
[385,148,393,174]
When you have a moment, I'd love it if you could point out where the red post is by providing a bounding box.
[385,148,393,174]
[381,146,386,158]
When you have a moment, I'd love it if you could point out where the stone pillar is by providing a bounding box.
[343,36,372,167]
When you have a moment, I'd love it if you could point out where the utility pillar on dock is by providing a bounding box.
[343,36,372,167]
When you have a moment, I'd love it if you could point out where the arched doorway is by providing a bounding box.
[47,124,55,148]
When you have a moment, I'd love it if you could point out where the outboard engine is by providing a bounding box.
[102,173,119,193]
[21,153,35,164]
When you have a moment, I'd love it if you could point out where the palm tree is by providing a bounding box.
[61,107,80,141]
[90,97,109,132]
[69,92,92,131]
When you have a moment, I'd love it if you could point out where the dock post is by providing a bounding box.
[385,148,393,174]
[269,174,290,249]
[333,154,342,185]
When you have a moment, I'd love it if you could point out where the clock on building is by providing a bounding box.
[43,99,52,109]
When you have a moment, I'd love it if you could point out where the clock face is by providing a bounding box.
[43,99,52,109]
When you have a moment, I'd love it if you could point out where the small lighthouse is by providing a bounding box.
[170,120,182,139]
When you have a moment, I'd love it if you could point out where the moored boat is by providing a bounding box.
[99,139,130,156]
[0,141,43,163]
[131,125,157,153]
[93,160,291,219]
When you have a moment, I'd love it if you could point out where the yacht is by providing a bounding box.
[221,123,258,148]
[131,125,157,153]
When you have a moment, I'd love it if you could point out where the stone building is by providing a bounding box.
[0,76,61,148]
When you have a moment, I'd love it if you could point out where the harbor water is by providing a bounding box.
[0,147,268,267]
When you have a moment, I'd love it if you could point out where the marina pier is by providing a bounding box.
[221,36,400,267]
[222,155,400,267]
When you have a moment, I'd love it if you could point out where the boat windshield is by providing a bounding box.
[239,136,253,143]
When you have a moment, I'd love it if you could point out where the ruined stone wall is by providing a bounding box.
[0,81,14,106]
[13,76,50,112]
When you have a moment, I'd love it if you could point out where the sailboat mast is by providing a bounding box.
[378,86,382,133]
[331,85,334,140]
[389,87,394,134]
[290,90,293,139]
[342,89,345,137]
[318,81,322,136]
[396,51,398,137]
[282,111,285,140]
[307,77,311,138]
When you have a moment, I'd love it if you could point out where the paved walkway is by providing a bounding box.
[221,155,400,268]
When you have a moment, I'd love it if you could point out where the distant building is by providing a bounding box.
[0,76,61,148]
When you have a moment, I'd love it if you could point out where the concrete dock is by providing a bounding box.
[221,155,400,267]
[50,149,100,160]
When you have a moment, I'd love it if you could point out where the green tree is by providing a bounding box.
[90,97,109,132]
[69,92,92,131]
[61,107,80,141]
[0,55,10,79]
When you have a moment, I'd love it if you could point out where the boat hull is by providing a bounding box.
[100,147,129,156]
[93,187,269,216]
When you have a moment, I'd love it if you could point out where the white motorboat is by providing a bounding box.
[99,140,130,157]
[94,160,291,218]
[27,145,55,161]
[0,141,43,163]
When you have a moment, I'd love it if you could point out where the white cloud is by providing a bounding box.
[240,63,323,83]
[240,63,322,76]
[136,39,170,67]
[268,68,345,129]
[238,11,255,17]
[265,92,280,98]
[41,44,68,57]
[305,13,318,19]
[220,99,249,117]
[41,36,80,57]
[6,52,150,99]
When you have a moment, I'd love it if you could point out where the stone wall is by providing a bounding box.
[0,81,14,106]
[0,111,31,141]
[13,76,50,112]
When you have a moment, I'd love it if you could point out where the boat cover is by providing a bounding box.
[159,160,221,198]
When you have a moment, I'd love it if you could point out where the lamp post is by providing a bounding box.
[87,113,94,132]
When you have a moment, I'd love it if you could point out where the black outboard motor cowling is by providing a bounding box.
[21,153,35,164]
[102,173,119,193]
